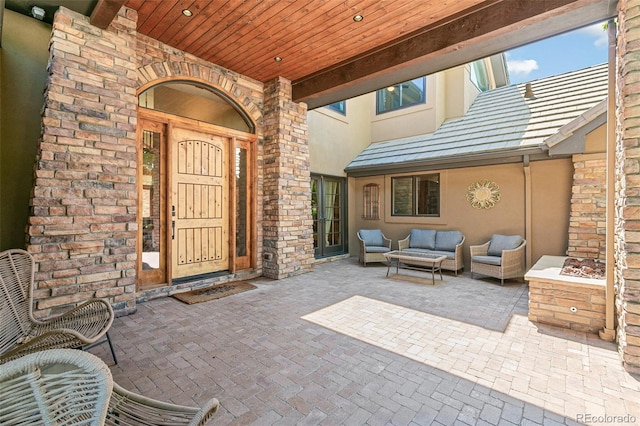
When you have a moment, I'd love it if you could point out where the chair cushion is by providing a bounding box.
[359,229,384,247]
[435,231,463,252]
[366,246,391,253]
[487,234,523,257]
[409,229,436,250]
[472,255,502,266]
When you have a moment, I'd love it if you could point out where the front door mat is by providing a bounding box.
[172,281,256,304]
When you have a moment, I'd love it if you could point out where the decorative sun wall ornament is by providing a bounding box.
[467,180,501,209]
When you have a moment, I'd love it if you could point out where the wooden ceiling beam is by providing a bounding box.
[293,0,617,109]
[90,0,126,29]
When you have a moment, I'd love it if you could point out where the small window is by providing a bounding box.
[392,174,439,217]
[326,101,346,115]
[470,60,490,92]
[376,77,426,114]
[363,183,380,220]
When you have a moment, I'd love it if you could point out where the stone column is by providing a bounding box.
[27,7,138,316]
[262,77,314,279]
[616,0,640,374]
[567,153,607,260]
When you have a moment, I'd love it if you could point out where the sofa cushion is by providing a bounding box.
[472,255,502,266]
[359,229,384,247]
[366,246,391,253]
[409,229,436,250]
[435,231,463,252]
[402,248,455,260]
[487,234,523,257]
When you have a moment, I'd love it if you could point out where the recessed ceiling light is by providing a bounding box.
[274,56,283,62]
[353,14,363,22]
[182,9,193,17]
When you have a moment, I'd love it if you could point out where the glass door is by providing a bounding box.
[312,175,347,258]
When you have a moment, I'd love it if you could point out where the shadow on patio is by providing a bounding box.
[90,257,640,425]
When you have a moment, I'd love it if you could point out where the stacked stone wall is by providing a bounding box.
[27,5,318,315]
[133,29,267,283]
[262,78,315,279]
[567,153,607,260]
[27,6,270,316]
[616,0,640,374]
[27,7,138,315]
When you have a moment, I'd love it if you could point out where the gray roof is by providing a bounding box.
[345,63,608,176]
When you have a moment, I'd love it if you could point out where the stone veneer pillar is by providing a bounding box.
[27,7,138,316]
[616,0,640,374]
[567,153,606,260]
[262,78,314,279]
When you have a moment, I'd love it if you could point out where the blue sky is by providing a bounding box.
[506,21,610,84]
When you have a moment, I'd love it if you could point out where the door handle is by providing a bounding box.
[171,205,176,240]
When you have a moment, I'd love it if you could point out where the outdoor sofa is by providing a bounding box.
[398,229,465,275]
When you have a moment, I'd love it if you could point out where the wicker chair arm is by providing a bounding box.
[36,299,114,344]
[108,382,219,426]
[398,236,410,251]
[0,330,90,364]
[454,236,465,257]
[382,234,392,249]
[357,233,366,250]
[469,241,490,257]
[501,241,526,262]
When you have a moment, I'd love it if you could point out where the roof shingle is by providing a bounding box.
[345,63,608,174]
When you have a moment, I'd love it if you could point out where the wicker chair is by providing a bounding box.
[357,229,392,266]
[0,349,220,426]
[107,382,219,425]
[0,248,116,365]
[470,235,526,285]
[0,349,112,425]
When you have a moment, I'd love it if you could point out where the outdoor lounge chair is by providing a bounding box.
[0,349,219,425]
[357,229,392,266]
[0,248,116,365]
[470,234,526,285]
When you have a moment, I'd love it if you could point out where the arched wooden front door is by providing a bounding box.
[136,81,256,289]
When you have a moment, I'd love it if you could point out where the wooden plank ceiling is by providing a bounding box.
[105,0,615,108]
[125,0,485,84]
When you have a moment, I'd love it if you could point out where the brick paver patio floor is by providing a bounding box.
[91,257,640,425]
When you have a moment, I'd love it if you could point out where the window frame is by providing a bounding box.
[326,101,346,115]
[391,173,440,217]
[376,77,426,114]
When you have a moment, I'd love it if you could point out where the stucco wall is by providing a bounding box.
[0,10,50,250]
[370,77,439,143]
[308,95,371,177]
[350,158,573,270]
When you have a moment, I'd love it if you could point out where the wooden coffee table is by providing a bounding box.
[383,250,447,284]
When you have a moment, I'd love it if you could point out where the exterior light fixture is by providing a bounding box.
[182,9,193,17]
[353,14,364,22]
[31,6,46,20]
[274,56,283,62]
